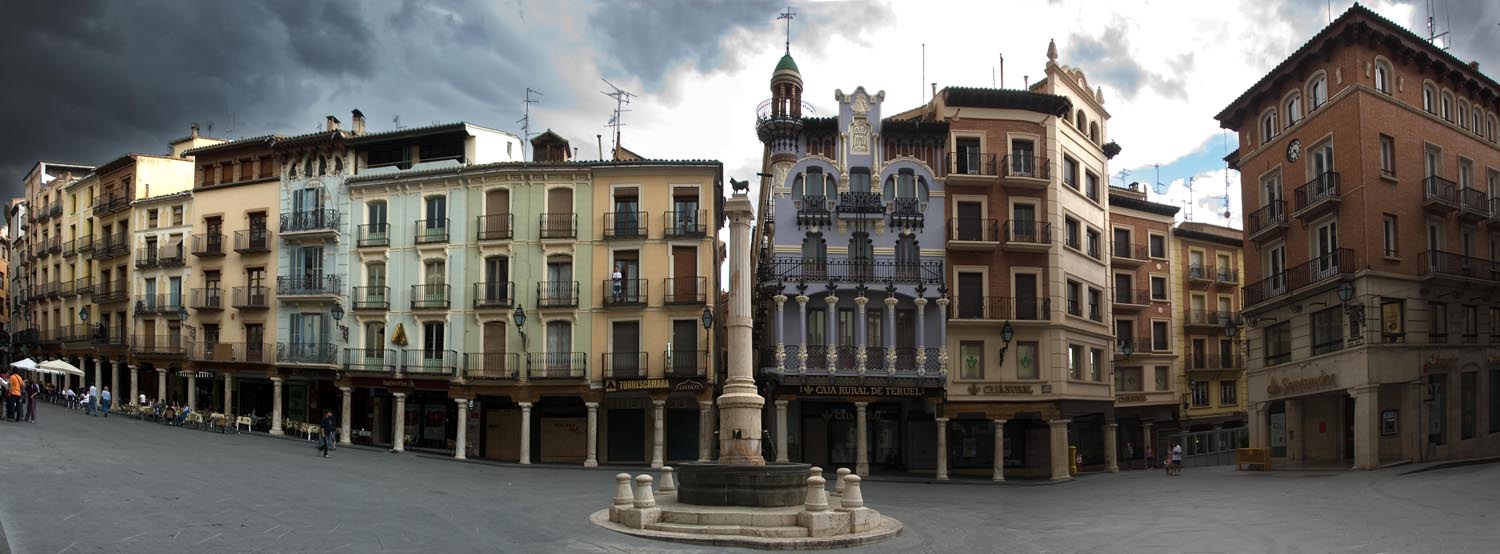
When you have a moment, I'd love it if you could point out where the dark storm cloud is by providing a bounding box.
[588,0,894,89]
[1398,0,1500,80]
[1065,25,1187,101]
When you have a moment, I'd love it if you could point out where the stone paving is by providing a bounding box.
[2,403,1498,553]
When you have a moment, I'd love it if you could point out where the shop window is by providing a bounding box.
[959,341,984,380]
[1381,300,1405,342]
[1310,307,1343,355]
[1264,321,1291,365]
[1016,342,1039,380]
[1067,344,1083,380]
[1116,367,1143,392]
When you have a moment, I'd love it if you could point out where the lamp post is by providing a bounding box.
[512,305,528,352]
[1336,281,1363,340]
[701,306,715,380]
[1118,337,1134,359]
[331,303,347,343]
[997,321,1015,367]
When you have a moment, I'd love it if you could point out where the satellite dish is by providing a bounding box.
[1150,182,1169,195]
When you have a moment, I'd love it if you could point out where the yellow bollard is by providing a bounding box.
[1069,445,1078,475]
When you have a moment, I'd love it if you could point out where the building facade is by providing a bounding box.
[1170,221,1248,463]
[1218,5,1500,468]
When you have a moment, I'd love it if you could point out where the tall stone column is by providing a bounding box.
[914,298,927,371]
[129,366,139,406]
[1285,399,1302,461]
[270,377,284,435]
[993,419,1008,481]
[187,373,198,410]
[697,400,712,462]
[585,402,600,467]
[1104,422,1119,473]
[1250,402,1269,449]
[518,401,532,464]
[775,400,790,462]
[93,359,103,395]
[157,369,167,406]
[454,398,469,460]
[392,392,407,452]
[935,417,949,480]
[824,295,839,370]
[110,362,120,407]
[1049,419,1072,481]
[854,401,869,477]
[883,296,898,371]
[224,373,234,414]
[795,295,810,373]
[1143,421,1154,460]
[1350,385,1380,470]
[339,386,352,445]
[854,296,868,373]
[651,399,666,469]
[717,192,766,464]
[773,295,787,371]
[935,298,950,375]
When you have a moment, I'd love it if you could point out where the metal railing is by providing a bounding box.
[1112,243,1149,261]
[463,352,519,380]
[233,229,271,253]
[796,195,832,227]
[1113,288,1151,305]
[344,348,396,373]
[74,276,94,296]
[130,335,191,356]
[949,151,998,176]
[415,219,450,244]
[1215,268,1240,284]
[61,239,76,257]
[76,235,93,254]
[1186,353,1246,370]
[232,286,270,309]
[664,350,707,377]
[836,191,884,214]
[92,233,128,260]
[539,213,577,239]
[357,223,389,247]
[948,218,999,242]
[1460,187,1489,216]
[193,342,271,363]
[135,247,160,268]
[663,277,706,304]
[352,286,390,310]
[276,342,339,365]
[1002,155,1049,180]
[604,211,647,239]
[526,352,587,379]
[1293,172,1340,213]
[473,281,513,308]
[280,209,340,233]
[401,349,458,375]
[603,279,646,306]
[664,210,706,237]
[1186,309,1240,327]
[158,244,186,267]
[1187,264,1215,281]
[92,193,128,216]
[411,284,451,309]
[1243,248,1354,306]
[1247,200,1286,238]
[759,256,945,285]
[537,281,579,308]
[1423,175,1459,208]
[602,351,649,378]
[191,288,224,310]
[192,233,225,256]
[1003,220,1050,245]
[476,213,512,241]
[277,275,341,296]
[1419,250,1500,282]
[91,281,127,304]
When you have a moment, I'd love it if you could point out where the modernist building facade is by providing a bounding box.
[1219,5,1500,469]
[753,51,950,478]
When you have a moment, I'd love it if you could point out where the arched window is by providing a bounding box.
[1285,93,1303,126]
[1458,99,1469,129]
[1260,109,1279,143]
[1423,83,1438,113]
[1089,122,1100,144]
[1489,115,1498,143]
[1307,73,1328,110]
[894,169,916,199]
[1470,107,1482,136]
[1075,110,1087,131]
[1440,91,1454,121]
[801,232,827,278]
[848,231,873,282]
[1373,59,1392,94]
[894,234,920,281]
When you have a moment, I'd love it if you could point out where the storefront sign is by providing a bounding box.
[1423,354,1457,373]
[962,383,1035,395]
[1116,393,1148,403]
[1265,371,1338,398]
[604,377,707,393]
[797,384,924,397]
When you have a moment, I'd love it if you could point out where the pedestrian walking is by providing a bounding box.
[100,387,112,418]
[1170,441,1184,476]
[1124,442,1134,470]
[7,372,23,422]
[87,384,98,416]
[318,410,337,457]
[1144,444,1155,469]
[26,380,39,423]
[1,371,12,421]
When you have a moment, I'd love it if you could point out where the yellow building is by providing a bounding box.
[1171,221,1248,457]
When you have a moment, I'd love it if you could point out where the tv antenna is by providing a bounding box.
[777,6,797,53]
[392,114,404,130]
[1223,130,1233,223]
[1150,164,1169,196]
[1426,0,1451,50]
[518,88,542,160]
[1184,175,1196,221]
[601,79,635,158]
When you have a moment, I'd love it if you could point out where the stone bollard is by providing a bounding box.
[833,468,851,497]
[809,466,824,487]
[840,475,864,509]
[633,475,657,508]
[802,475,829,512]
[613,473,634,506]
[659,466,677,493]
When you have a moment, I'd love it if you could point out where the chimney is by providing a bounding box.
[190,123,200,138]
[351,109,366,134]
[1470,61,1481,71]
[325,115,341,132]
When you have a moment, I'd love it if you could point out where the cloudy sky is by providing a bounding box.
[3,0,1497,229]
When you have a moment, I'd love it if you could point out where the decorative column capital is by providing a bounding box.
[854,296,868,306]
[795,295,809,305]
[585,401,600,409]
[883,297,898,306]
[339,386,351,393]
[269,375,282,383]
[823,295,839,306]
[392,391,407,399]
[775,399,789,408]
[454,397,470,406]
[773,294,787,304]
[853,401,869,409]
[935,297,950,307]
[914,297,928,307]
[994,418,1008,426]
[651,399,666,407]
[517,401,532,409]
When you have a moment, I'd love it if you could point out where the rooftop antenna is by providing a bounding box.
[601,79,635,157]
[518,88,543,160]
[999,53,1004,88]
[1427,0,1451,50]
[777,5,796,54]
[1115,168,1132,188]
[392,114,404,130]
[1149,164,1168,196]
[1223,130,1233,223]
[1184,175,1196,222]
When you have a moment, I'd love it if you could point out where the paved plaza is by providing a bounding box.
[1,404,1497,554]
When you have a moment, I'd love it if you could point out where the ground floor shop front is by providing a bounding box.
[940,397,1117,480]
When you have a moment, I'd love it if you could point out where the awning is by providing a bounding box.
[9,358,36,370]
[38,359,85,377]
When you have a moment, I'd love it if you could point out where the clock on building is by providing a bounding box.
[1286,139,1302,163]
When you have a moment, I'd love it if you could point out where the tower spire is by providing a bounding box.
[778,6,797,54]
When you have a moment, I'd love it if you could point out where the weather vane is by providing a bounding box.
[778,6,797,54]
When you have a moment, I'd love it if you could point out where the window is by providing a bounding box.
[959,341,984,380]
[1149,234,1166,258]
[1374,59,1391,93]
[1264,321,1292,364]
[1431,302,1449,343]
[1383,214,1398,257]
[1471,108,1482,135]
[1117,367,1143,392]
[807,309,825,346]
[1150,276,1167,300]
[1151,321,1169,350]
[801,232,826,277]
[1261,110,1278,142]
[849,168,871,193]
[1067,344,1083,380]
[1423,83,1437,113]
[1379,135,1395,177]
[1441,91,1454,121]
[1086,229,1100,259]
[1154,366,1169,391]
[1461,372,1476,440]
[1066,280,1082,316]
[1113,228,1132,259]
[423,321,445,360]
[1310,307,1342,355]
[1085,171,1099,202]
[1307,74,1327,109]
[1016,342,1039,379]
[1065,217,1080,249]
[1089,348,1103,381]
[1219,380,1238,406]
[1285,94,1303,126]
[1464,305,1478,341]
[1459,158,1473,190]
[1458,100,1469,130]
[1490,308,1500,341]
[1063,157,1079,190]
[147,209,159,229]
[1087,288,1102,321]
[1190,381,1211,407]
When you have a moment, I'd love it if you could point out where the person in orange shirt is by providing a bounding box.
[7,372,22,422]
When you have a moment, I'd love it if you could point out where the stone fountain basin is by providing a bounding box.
[675,462,813,507]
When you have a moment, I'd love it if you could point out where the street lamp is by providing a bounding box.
[1119,338,1135,359]
[701,306,714,330]
[512,305,528,352]
[997,321,1015,367]
[331,303,347,342]
[1336,281,1363,338]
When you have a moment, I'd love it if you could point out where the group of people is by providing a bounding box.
[57,383,114,416]
[1122,440,1187,475]
[0,370,41,422]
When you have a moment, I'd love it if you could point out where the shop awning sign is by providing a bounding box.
[797,384,924,397]
[604,377,707,393]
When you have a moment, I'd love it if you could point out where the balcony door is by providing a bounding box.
[1267,245,1286,296]
[144,278,158,311]
[368,200,388,241]
[1312,220,1338,279]
[614,188,639,237]
[295,245,323,282]
[546,321,572,372]
[1010,140,1036,176]
[957,138,982,175]
[613,251,640,301]
[956,201,982,241]
[1013,203,1036,241]
[1191,338,1207,369]
[168,276,182,311]
[1015,273,1039,320]
[612,322,641,377]
[673,190,699,234]
[482,322,506,373]
[367,262,387,304]
[957,272,983,318]
[1190,294,1206,322]
[484,256,508,303]
[672,246,696,300]
[546,258,573,303]
[1309,142,1335,193]
[485,189,509,236]
[671,320,697,376]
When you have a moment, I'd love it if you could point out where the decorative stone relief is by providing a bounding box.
[850,118,871,155]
